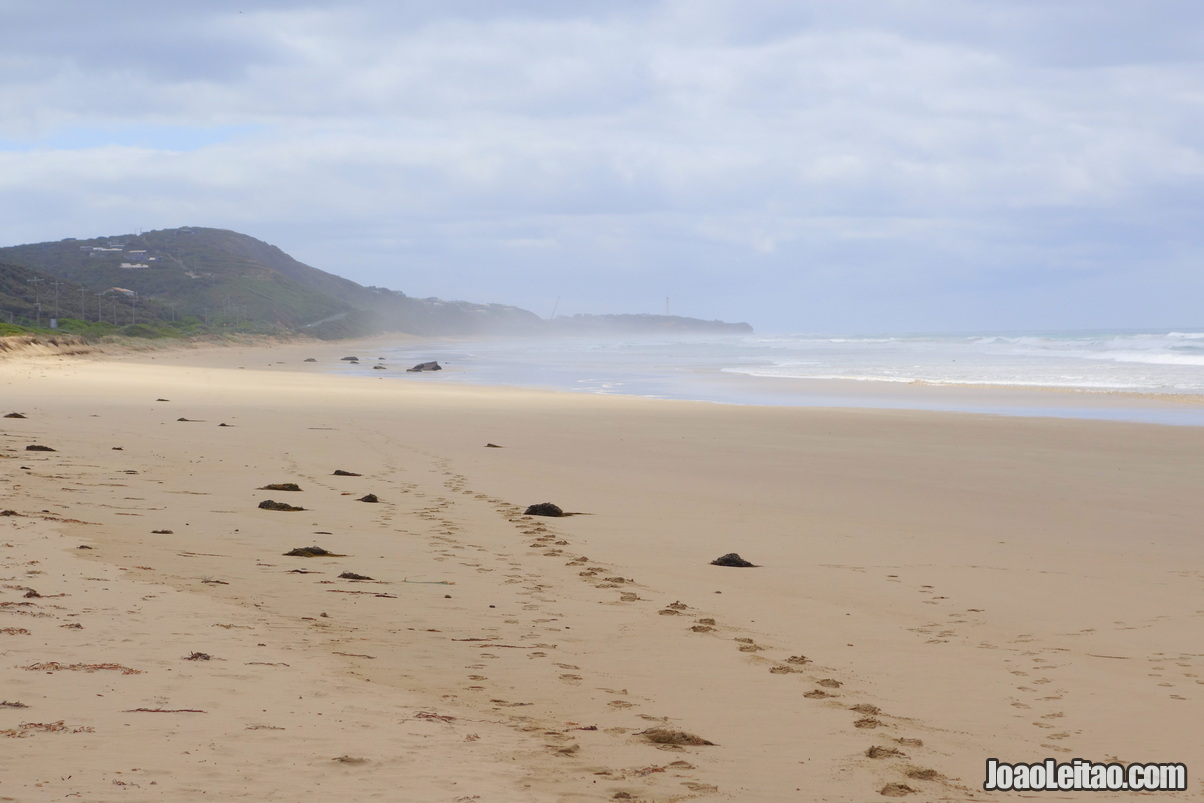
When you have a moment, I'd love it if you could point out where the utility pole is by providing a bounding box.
[28,277,42,325]
[51,281,61,318]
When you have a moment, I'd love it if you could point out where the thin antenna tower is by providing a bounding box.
[550,296,561,320]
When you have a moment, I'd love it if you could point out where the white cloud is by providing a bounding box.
[2,1,1203,330]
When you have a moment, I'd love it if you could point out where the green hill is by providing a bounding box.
[0,227,542,338]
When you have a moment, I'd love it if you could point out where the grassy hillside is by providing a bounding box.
[0,260,198,338]
[0,228,542,338]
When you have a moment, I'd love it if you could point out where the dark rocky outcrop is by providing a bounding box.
[259,483,302,492]
[524,502,564,517]
[258,499,305,512]
[357,494,379,503]
[332,469,361,476]
[24,444,55,452]
[284,546,345,557]
[710,552,756,567]
[406,361,442,372]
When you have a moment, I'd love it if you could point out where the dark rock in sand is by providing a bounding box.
[177,417,197,422]
[218,423,232,427]
[340,356,359,362]
[156,398,170,402]
[406,361,442,372]
[4,412,26,419]
[304,358,318,362]
[258,499,305,512]
[259,483,303,492]
[357,494,379,503]
[112,446,123,450]
[372,364,387,370]
[485,443,502,448]
[332,469,361,476]
[284,546,346,557]
[524,502,564,517]
[710,552,757,568]
[25,445,55,452]
[338,571,373,580]
[1,510,20,516]
[151,529,174,534]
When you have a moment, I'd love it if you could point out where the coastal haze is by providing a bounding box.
[3,1,1204,332]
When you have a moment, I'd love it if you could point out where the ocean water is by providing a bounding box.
[352,329,1204,426]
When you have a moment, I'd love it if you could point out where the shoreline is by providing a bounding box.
[10,331,1204,423]
[1,343,1201,800]
[293,335,1204,426]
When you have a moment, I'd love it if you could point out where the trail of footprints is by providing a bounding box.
[292,437,972,798]
[373,446,964,799]
[902,572,1199,758]
[8,419,961,800]
[900,576,1084,755]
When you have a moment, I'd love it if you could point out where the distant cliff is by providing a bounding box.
[549,313,753,335]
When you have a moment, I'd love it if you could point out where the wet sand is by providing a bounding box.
[1,339,1200,801]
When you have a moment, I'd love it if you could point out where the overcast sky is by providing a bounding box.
[2,1,1203,333]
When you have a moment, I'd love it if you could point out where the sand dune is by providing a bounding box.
[0,340,1199,801]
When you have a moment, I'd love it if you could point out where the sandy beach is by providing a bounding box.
[1,338,1200,801]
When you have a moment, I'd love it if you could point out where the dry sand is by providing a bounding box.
[0,338,1200,801]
